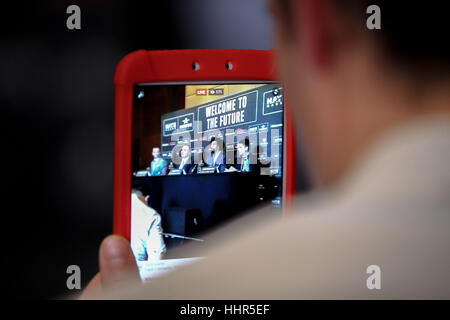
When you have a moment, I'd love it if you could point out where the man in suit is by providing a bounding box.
[226,138,259,174]
[130,185,166,262]
[82,0,450,299]
[178,144,197,175]
[205,137,226,173]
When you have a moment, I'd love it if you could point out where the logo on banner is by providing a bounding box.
[266,95,282,107]
[263,88,283,115]
[163,113,194,137]
[180,117,193,130]
[165,121,177,132]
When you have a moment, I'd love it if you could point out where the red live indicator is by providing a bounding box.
[196,89,207,96]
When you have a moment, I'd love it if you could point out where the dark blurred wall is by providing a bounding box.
[1,0,283,299]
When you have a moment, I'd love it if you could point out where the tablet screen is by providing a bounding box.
[131,82,284,281]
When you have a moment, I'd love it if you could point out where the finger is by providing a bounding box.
[79,272,102,300]
[99,235,141,291]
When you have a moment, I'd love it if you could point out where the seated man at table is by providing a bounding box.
[226,138,260,174]
[205,137,226,173]
[130,185,166,262]
[178,144,197,175]
[147,147,167,176]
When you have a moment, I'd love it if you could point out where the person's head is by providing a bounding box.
[237,138,250,157]
[180,144,190,159]
[209,137,223,153]
[269,0,450,186]
[132,184,151,206]
[152,147,161,159]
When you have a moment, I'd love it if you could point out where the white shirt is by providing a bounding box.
[178,157,189,170]
[130,194,166,262]
[110,116,450,299]
[213,151,222,165]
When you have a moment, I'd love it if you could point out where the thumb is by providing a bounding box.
[99,235,141,292]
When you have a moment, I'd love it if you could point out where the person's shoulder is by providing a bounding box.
[123,191,450,298]
[146,206,161,219]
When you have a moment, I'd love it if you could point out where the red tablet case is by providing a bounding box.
[113,49,296,239]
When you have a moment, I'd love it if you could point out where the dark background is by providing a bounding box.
[1,0,309,299]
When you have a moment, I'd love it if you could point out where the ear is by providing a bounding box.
[290,0,339,70]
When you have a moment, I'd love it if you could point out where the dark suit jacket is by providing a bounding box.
[180,163,197,175]
[205,152,226,173]
[229,153,260,174]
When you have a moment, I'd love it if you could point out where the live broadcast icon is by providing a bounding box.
[196,89,207,96]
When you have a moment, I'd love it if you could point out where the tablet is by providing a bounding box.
[113,50,296,281]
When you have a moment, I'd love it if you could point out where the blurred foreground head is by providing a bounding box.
[270,0,450,186]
